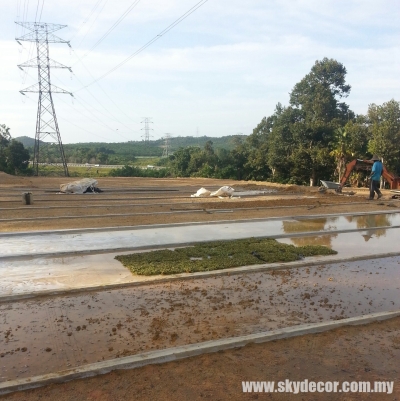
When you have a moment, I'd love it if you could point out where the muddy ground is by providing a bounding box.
[1,256,399,381]
[1,316,400,401]
[0,174,398,232]
[1,173,399,399]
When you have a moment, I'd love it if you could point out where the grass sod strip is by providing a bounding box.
[115,238,337,276]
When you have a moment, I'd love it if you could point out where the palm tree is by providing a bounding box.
[329,127,352,182]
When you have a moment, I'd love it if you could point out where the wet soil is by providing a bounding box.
[1,175,400,398]
[1,196,398,233]
[1,316,400,401]
[1,256,399,382]
[1,175,398,232]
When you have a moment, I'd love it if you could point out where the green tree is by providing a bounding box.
[5,140,30,173]
[96,152,109,164]
[241,117,273,180]
[0,124,11,171]
[258,58,353,184]
[329,127,351,181]
[289,58,352,183]
[343,117,369,158]
[290,57,351,124]
[367,99,400,173]
[168,147,195,177]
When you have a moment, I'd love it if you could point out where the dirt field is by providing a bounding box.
[0,173,398,232]
[1,173,399,400]
[1,316,399,401]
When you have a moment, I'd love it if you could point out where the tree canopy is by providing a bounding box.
[0,124,30,174]
[4,58,400,183]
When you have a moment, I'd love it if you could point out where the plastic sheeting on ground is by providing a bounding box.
[190,187,212,197]
[191,186,234,198]
[60,178,99,194]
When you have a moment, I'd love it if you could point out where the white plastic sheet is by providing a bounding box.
[191,186,234,198]
[190,187,212,197]
[60,178,98,194]
[210,186,235,198]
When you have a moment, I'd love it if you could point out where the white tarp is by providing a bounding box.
[210,186,235,197]
[190,187,212,197]
[191,186,234,198]
[60,178,98,194]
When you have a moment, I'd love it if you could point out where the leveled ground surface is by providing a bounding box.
[1,173,399,399]
[1,316,399,401]
[0,174,399,232]
[2,256,399,382]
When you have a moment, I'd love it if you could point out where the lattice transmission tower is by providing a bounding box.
[141,117,153,142]
[162,133,172,157]
[16,22,73,177]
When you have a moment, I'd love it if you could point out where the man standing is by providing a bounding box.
[368,155,383,200]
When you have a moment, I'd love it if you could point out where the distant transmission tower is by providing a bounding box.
[16,22,73,177]
[141,118,153,142]
[162,133,172,157]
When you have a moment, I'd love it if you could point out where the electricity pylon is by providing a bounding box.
[141,117,153,142]
[16,22,72,177]
[162,133,171,157]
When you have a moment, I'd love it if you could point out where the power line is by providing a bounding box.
[68,43,144,130]
[75,0,109,49]
[38,0,45,22]
[49,70,139,140]
[73,0,208,92]
[25,67,139,141]
[77,0,141,62]
[20,48,140,141]
[22,91,127,143]
[72,69,140,133]
[68,0,104,42]
[34,0,40,22]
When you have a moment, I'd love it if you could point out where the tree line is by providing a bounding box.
[164,58,400,185]
[3,57,400,184]
[13,135,244,166]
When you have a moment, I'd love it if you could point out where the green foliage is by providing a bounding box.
[108,165,171,178]
[0,125,31,175]
[0,124,11,172]
[17,135,245,166]
[10,61,398,184]
[115,237,337,276]
[367,99,400,174]
[290,57,351,124]
[5,140,30,173]
[240,58,355,185]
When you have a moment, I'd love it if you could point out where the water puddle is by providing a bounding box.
[282,213,400,234]
[278,227,400,259]
[1,213,399,259]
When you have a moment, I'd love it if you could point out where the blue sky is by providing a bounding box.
[1,0,399,143]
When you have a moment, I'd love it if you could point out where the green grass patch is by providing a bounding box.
[115,238,337,276]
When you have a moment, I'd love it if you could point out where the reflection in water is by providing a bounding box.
[346,214,391,239]
[282,218,336,248]
[289,234,336,248]
[282,214,394,241]
[282,218,329,234]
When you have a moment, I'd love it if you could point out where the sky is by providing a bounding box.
[0,0,399,144]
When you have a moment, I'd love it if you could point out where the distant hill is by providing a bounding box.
[154,135,247,150]
[14,136,46,147]
[15,135,246,152]
[14,135,248,164]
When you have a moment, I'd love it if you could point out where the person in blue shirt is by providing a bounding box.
[368,155,383,200]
